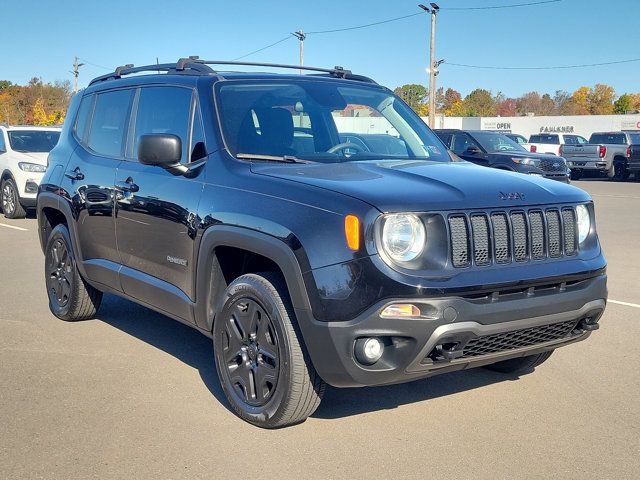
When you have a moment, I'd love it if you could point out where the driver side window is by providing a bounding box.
[451,133,478,155]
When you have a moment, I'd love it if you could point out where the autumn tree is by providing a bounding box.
[570,87,591,115]
[496,98,517,117]
[587,84,615,114]
[614,93,640,114]
[0,78,70,125]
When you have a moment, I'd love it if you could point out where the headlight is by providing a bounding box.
[381,214,426,262]
[18,162,46,173]
[511,158,538,166]
[576,204,590,244]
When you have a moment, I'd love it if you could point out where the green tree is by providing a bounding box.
[614,94,633,114]
[393,84,428,114]
[463,89,496,117]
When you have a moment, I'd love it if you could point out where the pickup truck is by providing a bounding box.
[528,133,589,156]
[562,131,640,181]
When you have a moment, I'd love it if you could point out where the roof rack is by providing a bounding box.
[88,56,376,85]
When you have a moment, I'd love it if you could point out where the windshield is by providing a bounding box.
[471,131,528,153]
[8,130,60,152]
[215,80,449,163]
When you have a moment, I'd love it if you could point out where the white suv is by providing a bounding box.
[0,125,61,218]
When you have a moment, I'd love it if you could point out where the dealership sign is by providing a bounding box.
[483,121,512,132]
[539,126,575,133]
[621,120,640,130]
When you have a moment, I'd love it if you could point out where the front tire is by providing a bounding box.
[1,178,26,219]
[484,351,554,374]
[213,273,325,428]
[45,224,103,321]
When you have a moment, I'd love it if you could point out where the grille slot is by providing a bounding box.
[449,216,470,267]
[562,209,577,255]
[529,211,545,259]
[459,320,578,358]
[491,214,510,263]
[546,210,562,257]
[448,206,580,268]
[470,215,490,266]
[539,158,566,172]
[511,212,528,262]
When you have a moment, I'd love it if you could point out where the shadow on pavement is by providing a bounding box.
[95,294,520,421]
[96,294,233,414]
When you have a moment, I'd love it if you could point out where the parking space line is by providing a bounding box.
[0,223,28,232]
[609,299,640,309]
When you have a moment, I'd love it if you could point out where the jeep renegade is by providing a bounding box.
[37,58,607,428]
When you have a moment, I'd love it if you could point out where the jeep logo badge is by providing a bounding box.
[499,192,526,200]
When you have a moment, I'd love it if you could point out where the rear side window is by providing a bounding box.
[74,94,94,142]
[629,133,640,144]
[87,89,133,157]
[0,131,5,152]
[529,134,559,144]
[589,133,626,144]
[133,86,193,164]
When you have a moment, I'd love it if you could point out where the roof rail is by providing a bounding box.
[88,56,377,86]
[88,61,215,86]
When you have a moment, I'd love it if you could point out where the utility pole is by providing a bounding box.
[292,31,306,74]
[71,56,84,93]
[419,4,440,128]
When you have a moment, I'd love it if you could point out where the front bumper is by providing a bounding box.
[297,273,607,387]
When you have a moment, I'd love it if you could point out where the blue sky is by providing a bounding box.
[1,0,639,97]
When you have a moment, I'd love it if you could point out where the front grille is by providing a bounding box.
[448,206,579,267]
[460,320,578,358]
[539,158,566,172]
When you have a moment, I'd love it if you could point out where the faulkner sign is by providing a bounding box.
[539,125,575,133]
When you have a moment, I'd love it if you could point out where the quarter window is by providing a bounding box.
[87,89,133,157]
[0,131,5,152]
[74,94,94,142]
[133,87,192,163]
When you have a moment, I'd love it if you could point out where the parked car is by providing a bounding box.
[562,131,640,181]
[38,58,607,428]
[527,133,589,156]
[0,125,61,218]
[435,129,570,182]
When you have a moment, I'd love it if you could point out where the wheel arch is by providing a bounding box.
[195,225,312,333]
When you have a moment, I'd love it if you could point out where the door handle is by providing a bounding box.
[64,167,84,181]
[115,178,139,193]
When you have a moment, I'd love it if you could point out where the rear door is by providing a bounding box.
[114,85,207,321]
[65,89,133,289]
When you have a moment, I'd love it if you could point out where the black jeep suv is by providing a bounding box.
[37,58,607,428]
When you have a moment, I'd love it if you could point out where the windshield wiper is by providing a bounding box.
[236,153,313,164]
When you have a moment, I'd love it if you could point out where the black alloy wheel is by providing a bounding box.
[46,238,73,308]
[221,297,280,406]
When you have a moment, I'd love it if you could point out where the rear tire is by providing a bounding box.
[611,160,629,182]
[1,179,27,219]
[45,224,103,321]
[213,272,325,428]
[484,351,554,374]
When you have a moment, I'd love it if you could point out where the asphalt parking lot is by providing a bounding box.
[1,180,638,479]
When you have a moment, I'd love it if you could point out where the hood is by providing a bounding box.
[14,151,49,165]
[252,160,589,212]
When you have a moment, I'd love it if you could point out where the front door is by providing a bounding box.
[114,86,207,321]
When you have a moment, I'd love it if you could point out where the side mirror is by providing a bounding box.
[465,145,482,155]
[138,134,186,174]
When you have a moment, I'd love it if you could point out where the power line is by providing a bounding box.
[440,0,561,10]
[446,58,640,70]
[78,58,111,70]
[306,12,425,35]
[232,35,294,61]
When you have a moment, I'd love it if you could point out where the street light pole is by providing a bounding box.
[293,31,306,74]
[419,3,439,128]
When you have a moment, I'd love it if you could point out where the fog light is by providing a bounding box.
[354,337,384,365]
[380,303,420,318]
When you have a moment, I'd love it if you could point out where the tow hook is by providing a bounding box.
[434,343,464,361]
[577,318,600,331]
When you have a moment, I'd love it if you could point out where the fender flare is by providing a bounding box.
[36,192,85,271]
[194,225,313,332]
